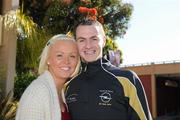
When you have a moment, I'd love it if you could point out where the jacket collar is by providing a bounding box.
[81,58,112,76]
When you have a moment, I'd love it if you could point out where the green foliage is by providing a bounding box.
[3,9,37,38]
[14,72,37,100]
[0,91,18,120]
[103,37,123,63]
[19,0,133,38]
[15,9,49,72]
[9,0,133,72]
[41,0,133,38]
[16,0,133,69]
[3,9,48,72]
[16,29,48,73]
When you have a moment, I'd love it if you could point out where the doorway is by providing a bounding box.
[156,74,180,119]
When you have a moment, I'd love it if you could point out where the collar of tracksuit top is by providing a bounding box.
[80,58,111,79]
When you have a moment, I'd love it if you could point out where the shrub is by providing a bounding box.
[0,91,18,120]
[14,71,37,100]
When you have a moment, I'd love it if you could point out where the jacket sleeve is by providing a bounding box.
[128,71,152,120]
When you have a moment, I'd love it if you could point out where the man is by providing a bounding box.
[65,19,152,120]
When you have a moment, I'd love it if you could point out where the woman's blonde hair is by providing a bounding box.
[38,34,81,78]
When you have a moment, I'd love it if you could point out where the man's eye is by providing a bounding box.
[93,38,98,41]
[78,39,84,43]
[70,55,76,58]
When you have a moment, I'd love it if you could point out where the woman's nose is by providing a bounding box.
[63,57,70,64]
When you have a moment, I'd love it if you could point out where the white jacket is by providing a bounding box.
[16,71,62,120]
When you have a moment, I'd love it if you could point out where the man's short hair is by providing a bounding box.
[74,19,105,39]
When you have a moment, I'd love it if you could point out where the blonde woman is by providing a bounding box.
[16,34,80,120]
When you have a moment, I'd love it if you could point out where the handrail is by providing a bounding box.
[120,60,180,68]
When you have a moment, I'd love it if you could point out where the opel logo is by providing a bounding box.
[99,92,112,103]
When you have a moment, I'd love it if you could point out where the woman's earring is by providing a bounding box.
[47,62,50,65]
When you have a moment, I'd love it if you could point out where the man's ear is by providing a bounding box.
[103,36,106,47]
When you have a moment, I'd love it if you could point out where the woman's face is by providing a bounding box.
[47,40,79,82]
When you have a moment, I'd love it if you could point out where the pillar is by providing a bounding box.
[0,0,19,97]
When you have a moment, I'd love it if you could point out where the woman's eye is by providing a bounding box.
[57,54,63,58]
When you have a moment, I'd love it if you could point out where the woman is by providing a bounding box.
[15,34,80,120]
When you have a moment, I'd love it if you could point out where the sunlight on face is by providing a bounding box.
[47,40,79,82]
[76,25,105,62]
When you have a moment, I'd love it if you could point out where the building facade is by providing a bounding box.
[121,61,180,118]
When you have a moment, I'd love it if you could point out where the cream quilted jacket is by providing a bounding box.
[16,71,63,120]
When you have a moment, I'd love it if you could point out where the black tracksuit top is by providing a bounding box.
[65,58,152,120]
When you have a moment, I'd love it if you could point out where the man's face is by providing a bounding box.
[76,24,106,62]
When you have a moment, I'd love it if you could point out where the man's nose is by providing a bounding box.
[85,40,91,48]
